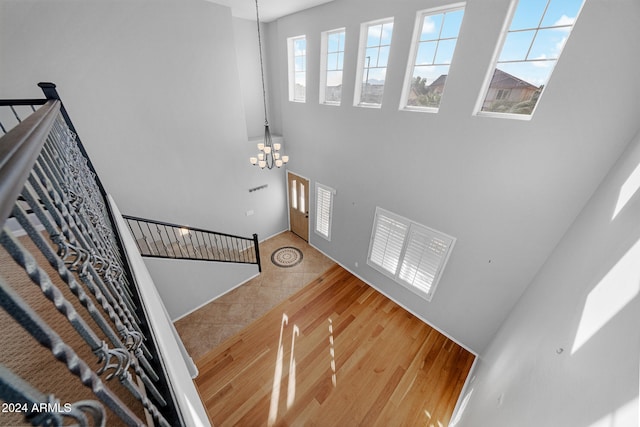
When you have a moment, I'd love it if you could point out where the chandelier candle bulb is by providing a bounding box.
[274,143,281,151]
[250,157,258,165]
[264,146,271,154]
[257,142,265,150]
[282,156,289,163]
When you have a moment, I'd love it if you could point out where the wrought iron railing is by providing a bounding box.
[0,83,209,426]
[123,216,261,272]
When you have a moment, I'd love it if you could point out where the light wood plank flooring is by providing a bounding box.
[175,232,336,360]
[195,264,475,426]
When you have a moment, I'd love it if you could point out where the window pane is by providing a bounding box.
[322,29,345,105]
[359,19,393,106]
[299,183,305,214]
[407,66,449,108]
[440,9,464,38]
[541,0,583,27]
[510,0,547,30]
[294,38,306,54]
[499,30,536,62]
[403,7,464,111]
[377,46,390,67]
[288,36,306,102]
[416,41,437,65]
[380,22,394,45]
[326,70,343,88]
[478,0,585,117]
[328,32,341,51]
[365,47,379,67]
[481,64,549,114]
[367,24,383,46]
[291,180,297,210]
[327,52,339,70]
[420,14,443,40]
[528,27,566,60]
[434,38,457,64]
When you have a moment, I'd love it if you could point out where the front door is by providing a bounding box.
[287,172,309,241]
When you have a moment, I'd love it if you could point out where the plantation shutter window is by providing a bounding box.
[368,210,409,275]
[315,183,335,240]
[368,207,455,301]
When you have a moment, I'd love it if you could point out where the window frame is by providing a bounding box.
[400,3,466,113]
[354,17,395,108]
[474,0,586,120]
[287,35,307,103]
[320,28,346,106]
[367,207,455,301]
[314,183,335,241]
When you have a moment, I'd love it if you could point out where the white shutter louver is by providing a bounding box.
[399,227,453,298]
[368,207,455,301]
[369,211,408,275]
[315,184,334,240]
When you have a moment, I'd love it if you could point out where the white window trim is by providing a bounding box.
[400,3,466,114]
[314,183,335,241]
[473,0,585,120]
[367,207,456,301]
[320,28,346,106]
[287,35,307,103]
[353,17,394,109]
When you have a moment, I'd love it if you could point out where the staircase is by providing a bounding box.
[123,215,261,271]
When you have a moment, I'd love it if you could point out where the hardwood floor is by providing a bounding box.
[195,264,475,426]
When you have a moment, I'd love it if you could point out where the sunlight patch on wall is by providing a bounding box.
[612,162,640,220]
[587,396,638,427]
[572,238,640,354]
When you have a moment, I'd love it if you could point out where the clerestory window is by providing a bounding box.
[477,0,586,118]
[320,28,346,105]
[355,18,394,107]
[288,35,307,102]
[401,4,466,112]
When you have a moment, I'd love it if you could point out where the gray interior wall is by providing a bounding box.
[0,0,289,319]
[454,128,640,426]
[270,0,640,353]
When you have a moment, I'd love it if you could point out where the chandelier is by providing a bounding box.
[249,0,289,169]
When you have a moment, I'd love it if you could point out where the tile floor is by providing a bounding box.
[174,231,336,362]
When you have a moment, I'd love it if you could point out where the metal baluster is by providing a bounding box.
[29,160,146,343]
[0,231,170,426]
[0,364,106,427]
[11,199,164,403]
[35,132,142,326]
[0,239,145,426]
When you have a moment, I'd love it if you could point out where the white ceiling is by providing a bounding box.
[207,0,335,22]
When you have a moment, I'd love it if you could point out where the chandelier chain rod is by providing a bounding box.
[255,0,269,127]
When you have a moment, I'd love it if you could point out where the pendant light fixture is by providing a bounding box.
[249,0,289,169]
